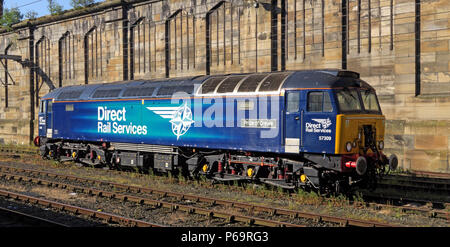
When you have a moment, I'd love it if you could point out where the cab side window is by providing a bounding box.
[39,101,44,113]
[307,92,333,112]
[47,101,53,113]
[286,92,300,112]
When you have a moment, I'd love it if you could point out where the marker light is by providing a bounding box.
[378,141,384,150]
[346,142,352,152]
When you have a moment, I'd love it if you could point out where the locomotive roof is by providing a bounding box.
[43,69,374,101]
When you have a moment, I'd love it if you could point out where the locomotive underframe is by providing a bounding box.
[37,136,388,193]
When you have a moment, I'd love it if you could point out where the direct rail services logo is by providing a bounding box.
[305,118,332,133]
[97,106,148,135]
[147,103,195,140]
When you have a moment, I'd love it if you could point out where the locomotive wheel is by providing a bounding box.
[355,156,367,176]
[334,179,349,195]
[388,154,398,171]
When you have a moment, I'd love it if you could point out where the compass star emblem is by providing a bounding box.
[312,118,332,129]
[169,103,195,140]
[147,103,195,140]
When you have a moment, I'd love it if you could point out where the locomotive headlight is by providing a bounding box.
[346,142,352,152]
[378,141,384,150]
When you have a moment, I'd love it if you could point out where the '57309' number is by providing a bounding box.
[319,136,331,141]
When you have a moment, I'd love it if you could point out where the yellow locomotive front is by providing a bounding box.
[334,88,398,179]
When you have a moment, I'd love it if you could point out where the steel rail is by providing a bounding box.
[381,175,450,189]
[0,147,38,155]
[0,205,70,227]
[376,182,450,196]
[1,146,449,195]
[376,176,450,203]
[0,188,164,227]
[383,174,450,184]
[0,165,398,227]
[360,191,449,213]
[0,171,306,227]
[394,171,450,179]
[0,147,448,223]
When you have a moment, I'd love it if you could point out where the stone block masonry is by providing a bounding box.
[0,0,448,173]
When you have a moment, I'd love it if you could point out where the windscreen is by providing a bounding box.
[361,90,381,112]
[336,89,361,112]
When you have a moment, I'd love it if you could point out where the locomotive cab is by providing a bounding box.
[284,89,337,154]
[38,99,53,140]
[282,71,398,192]
[334,87,395,176]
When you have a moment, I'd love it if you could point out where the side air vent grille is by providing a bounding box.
[216,76,246,93]
[156,85,194,96]
[57,90,83,100]
[237,74,267,92]
[198,77,225,94]
[122,87,155,97]
[197,72,292,95]
[92,89,122,98]
[258,73,291,92]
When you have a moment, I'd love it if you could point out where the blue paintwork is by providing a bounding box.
[38,70,369,155]
[39,90,339,155]
[284,91,301,143]
[300,89,337,154]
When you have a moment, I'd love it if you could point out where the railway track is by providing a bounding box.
[0,205,69,227]
[0,165,395,227]
[368,174,450,207]
[0,147,448,223]
[380,174,450,195]
[0,188,164,227]
[397,170,450,179]
[0,147,38,156]
[357,192,448,219]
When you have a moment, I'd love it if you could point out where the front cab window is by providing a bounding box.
[361,90,381,113]
[336,89,361,112]
[336,88,381,114]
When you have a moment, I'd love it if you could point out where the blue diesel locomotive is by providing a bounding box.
[35,70,398,193]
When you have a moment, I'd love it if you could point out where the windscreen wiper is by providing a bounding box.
[343,87,357,101]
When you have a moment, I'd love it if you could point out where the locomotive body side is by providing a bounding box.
[35,70,397,193]
[40,90,341,157]
[45,94,285,154]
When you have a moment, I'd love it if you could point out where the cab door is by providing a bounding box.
[38,100,46,137]
[302,91,335,153]
[284,91,301,153]
[39,100,53,138]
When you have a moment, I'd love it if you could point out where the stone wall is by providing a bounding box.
[0,0,448,173]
